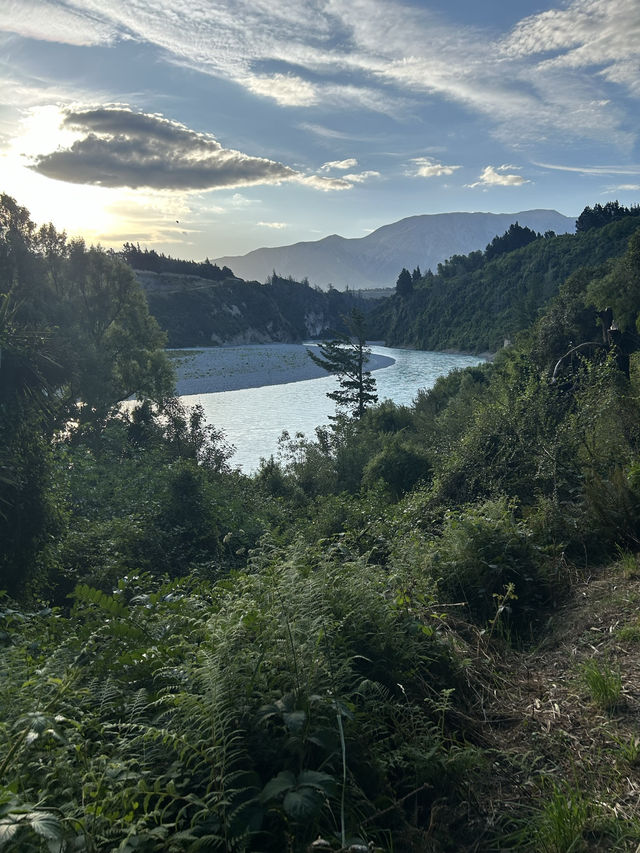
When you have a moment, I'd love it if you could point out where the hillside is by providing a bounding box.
[213,209,575,291]
[372,215,640,353]
[136,269,371,347]
[5,192,640,851]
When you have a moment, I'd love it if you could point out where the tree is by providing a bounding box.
[308,309,378,418]
[0,195,173,425]
[0,194,173,594]
[485,222,539,260]
[395,267,413,296]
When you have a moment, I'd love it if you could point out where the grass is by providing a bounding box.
[618,550,640,579]
[617,622,640,644]
[579,658,622,711]
[535,781,590,853]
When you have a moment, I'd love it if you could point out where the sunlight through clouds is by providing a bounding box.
[0,0,638,257]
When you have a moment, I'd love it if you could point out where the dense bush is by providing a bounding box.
[0,549,480,852]
[4,200,640,851]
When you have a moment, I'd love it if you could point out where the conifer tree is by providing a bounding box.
[395,267,413,296]
[308,309,377,418]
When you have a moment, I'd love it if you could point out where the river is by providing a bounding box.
[176,344,485,472]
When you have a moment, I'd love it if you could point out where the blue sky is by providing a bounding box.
[1,0,639,260]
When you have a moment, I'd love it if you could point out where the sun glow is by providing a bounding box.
[0,105,191,249]
[0,105,120,238]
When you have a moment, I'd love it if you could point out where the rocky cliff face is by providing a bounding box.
[213,209,575,291]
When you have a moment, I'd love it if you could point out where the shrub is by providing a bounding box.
[426,498,548,626]
[362,436,432,500]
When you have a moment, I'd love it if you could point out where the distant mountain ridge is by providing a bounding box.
[214,209,575,290]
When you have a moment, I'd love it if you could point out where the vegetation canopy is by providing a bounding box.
[2,196,640,851]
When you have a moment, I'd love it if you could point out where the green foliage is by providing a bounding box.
[362,435,432,500]
[143,269,368,348]
[7,197,640,851]
[0,546,477,851]
[308,309,378,419]
[485,221,540,261]
[579,658,622,710]
[586,227,640,333]
[0,194,173,423]
[372,217,640,353]
[0,195,173,594]
[395,267,413,297]
[121,241,234,280]
[611,732,640,766]
[535,781,591,853]
[421,498,548,626]
[575,200,640,233]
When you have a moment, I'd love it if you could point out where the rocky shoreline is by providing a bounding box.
[172,343,395,395]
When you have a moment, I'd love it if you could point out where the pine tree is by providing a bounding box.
[395,267,413,296]
[307,309,377,418]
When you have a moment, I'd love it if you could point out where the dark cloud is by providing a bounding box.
[30,107,297,190]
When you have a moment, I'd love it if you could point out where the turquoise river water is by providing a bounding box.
[178,344,484,472]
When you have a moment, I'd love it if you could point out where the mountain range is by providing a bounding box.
[214,209,575,290]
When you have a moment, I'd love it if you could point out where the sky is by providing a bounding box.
[1,0,639,260]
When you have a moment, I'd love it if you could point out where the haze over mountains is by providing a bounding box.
[214,209,575,291]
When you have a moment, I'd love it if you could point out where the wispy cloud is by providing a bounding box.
[0,0,117,46]
[299,169,379,190]
[297,174,353,191]
[4,0,637,151]
[409,157,461,178]
[228,193,260,207]
[320,158,358,171]
[298,123,355,140]
[467,165,531,188]
[502,0,640,98]
[341,170,380,183]
[257,220,287,229]
[533,161,640,175]
[244,73,319,107]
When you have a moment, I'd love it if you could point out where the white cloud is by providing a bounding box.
[503,0,640,79]
[467,165,531,188]
[244,73,319,107]
[2,0,638,152]
[229,193,259,207]
[24,106,365,194]
[533,161,640,175]
[611,183,640,191]
[341,170,379,183]
[257,220,287,228]
[297,174,353,191]
[320,158,358,171]
[410,157,461,178]
[0,0,117,46]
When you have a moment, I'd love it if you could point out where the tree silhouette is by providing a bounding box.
[308,309,378,418]
[396,267,413,296]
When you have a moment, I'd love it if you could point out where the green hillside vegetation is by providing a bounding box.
[121,242,235,281]
[3,192,640,851]
[373,206,640,353]
[138,269,368,347]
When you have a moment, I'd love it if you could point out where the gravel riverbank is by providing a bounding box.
[171,344,395,395]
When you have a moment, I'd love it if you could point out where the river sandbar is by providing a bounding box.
[172,344,395,395]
